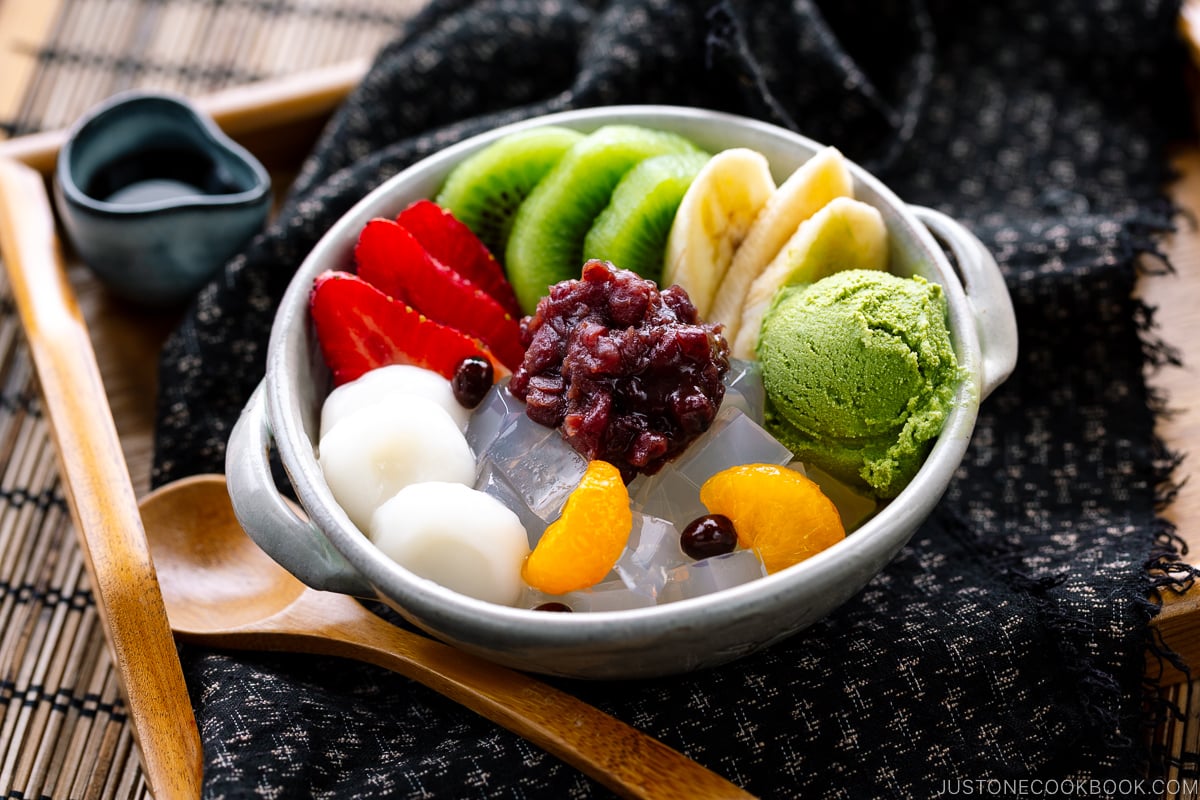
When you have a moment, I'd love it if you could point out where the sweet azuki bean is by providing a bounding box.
[680,514,738,560]
[533,602,573,612]
[452,355,494,408]
[509,260,729,480]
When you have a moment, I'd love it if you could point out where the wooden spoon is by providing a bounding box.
[138,473,756,800]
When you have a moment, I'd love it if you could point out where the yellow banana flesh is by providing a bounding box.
[709,146,854,343]
[731,196,889,358]
[661,148,775,321]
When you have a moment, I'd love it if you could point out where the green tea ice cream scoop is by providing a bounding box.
[757,269,961,499]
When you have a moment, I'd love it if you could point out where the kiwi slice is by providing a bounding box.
[505,125,705,314]
[581,151,710,285]
[435,125,585,259]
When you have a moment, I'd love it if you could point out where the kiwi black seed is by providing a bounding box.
[581,151,710,285]
[435,126,585,261]
[504,124,707,315]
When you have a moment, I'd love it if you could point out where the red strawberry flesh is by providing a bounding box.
[309,270,505,385]
[396,199,522,318]
[354,217,525,370]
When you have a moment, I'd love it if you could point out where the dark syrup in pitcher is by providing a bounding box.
[85,146,241,205]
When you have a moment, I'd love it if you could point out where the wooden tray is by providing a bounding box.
[0,62,366,800]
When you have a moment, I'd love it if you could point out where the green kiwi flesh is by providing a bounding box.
[581,151,710,285]
[504,125,705,314]
[435,125,585,260]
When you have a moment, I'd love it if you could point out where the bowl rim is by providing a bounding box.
[263,104,982,648]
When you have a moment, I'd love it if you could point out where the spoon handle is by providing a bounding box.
[248,591,756,800]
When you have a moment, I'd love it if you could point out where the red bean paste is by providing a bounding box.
[509,260,729,480]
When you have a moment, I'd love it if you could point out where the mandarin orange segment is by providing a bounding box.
[522,460,633,595]
[699,463,845,574]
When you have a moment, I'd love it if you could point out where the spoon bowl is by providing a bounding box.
[138,473,754,800]
[140,474,305,632]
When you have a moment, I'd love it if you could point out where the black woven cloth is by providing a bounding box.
[152,1,1197,796]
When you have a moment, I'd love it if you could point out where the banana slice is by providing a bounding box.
[710,147,854,344]
[661,148,775,320]
[732,197,888,358]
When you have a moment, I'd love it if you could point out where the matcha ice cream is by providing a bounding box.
[757,269,961,499]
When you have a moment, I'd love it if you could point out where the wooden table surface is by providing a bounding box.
[1143,146,1200,555]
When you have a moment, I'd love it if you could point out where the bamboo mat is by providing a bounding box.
[0,2,428,797]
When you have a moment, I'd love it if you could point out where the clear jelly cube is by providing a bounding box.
[722,358,766,425]
[674,405,793,486]
[628,467,708,529]
[474,459,546,547]
[721,386,751,424]
[465,379,527,458]
[563,579,658,612]
[518,580,656,613]
[659,549,768,604]
[629,406,792,525]
[486,415,588,522]
[614,512,687,598]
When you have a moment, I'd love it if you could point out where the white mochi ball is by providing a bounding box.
[318,395,474,532]
[370,482,530,606]
[319,364,469,441]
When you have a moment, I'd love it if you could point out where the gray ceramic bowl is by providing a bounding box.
[54,90,271,306]
[225,106,1018,679]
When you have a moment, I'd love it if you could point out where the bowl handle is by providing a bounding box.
[226,381,374,596]
[909,205,1019,399]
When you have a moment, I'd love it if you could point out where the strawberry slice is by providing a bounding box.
[354,217,525,370]
[310,270,505,386]
[396,199,522,318]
